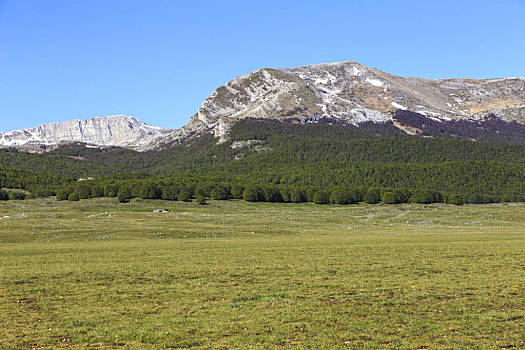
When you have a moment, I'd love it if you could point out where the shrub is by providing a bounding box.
[194,185,206,197]
[381,188,410,204]
[313,190,330,204]
[502,193,518,203]
[348,188,363,203]
[466,193,491,204]
[195,183,214,197]
[393,189,410,203]
[32,186,55,198]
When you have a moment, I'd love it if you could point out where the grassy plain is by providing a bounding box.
[0,198,524,349]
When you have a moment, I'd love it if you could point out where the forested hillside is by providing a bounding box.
[1,119,524,203]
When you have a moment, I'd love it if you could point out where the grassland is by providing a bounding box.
[0,198,524,349]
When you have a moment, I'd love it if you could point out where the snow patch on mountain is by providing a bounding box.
[391,102,407,110]
[366,77,384,87]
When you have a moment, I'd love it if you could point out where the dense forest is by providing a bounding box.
[1,119,524,204]
[393,110,525,144]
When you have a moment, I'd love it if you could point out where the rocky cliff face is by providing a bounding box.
[0,115,173,151]
[174,61,525,142]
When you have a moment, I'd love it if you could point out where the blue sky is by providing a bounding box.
[1,0,524,131]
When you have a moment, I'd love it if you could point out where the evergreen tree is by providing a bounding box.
[56,189,70,201]
[68,192,80,201]
[104,183,119,197]
[381,191,397,204]
[196,194,207,205]
[211,185,230,200]
[447,194,464,205]
[363,188,381,204]
[0,190,9,200]
[117,185,133,203]
[290,188,306,203]
[91,184,105,198]
[243,186,263,202]
[139,182,161,199]
[9,192,26,200]
[279,188,291,203]
[330,187,357,205]
[177,187,192,202]
[410,189,442,204]
[262,186,282,202]
[161,186,178,200]
[75,182,92,199]
[313,190,330,204]
[230,184,245,199]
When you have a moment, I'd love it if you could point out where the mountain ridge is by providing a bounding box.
[1,61,524,151]
[169,61,525,144]
[0,115,172,151]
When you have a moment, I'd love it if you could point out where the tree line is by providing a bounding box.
[40,178,522,205]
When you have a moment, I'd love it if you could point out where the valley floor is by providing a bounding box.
[0,199,524,349]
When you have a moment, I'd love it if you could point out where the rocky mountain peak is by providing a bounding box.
[0,115,173,151]
[173,61,524,143]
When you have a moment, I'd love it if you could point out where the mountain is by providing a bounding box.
[1,61,524,151]
[1,61,523,204]
[0,115,173,151]
[174,61,525,143]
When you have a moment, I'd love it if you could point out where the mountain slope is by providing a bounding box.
[0,115,173,151]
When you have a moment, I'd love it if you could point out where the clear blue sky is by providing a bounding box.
[1,0,524,131]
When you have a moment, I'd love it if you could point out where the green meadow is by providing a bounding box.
[0,198,524,349]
